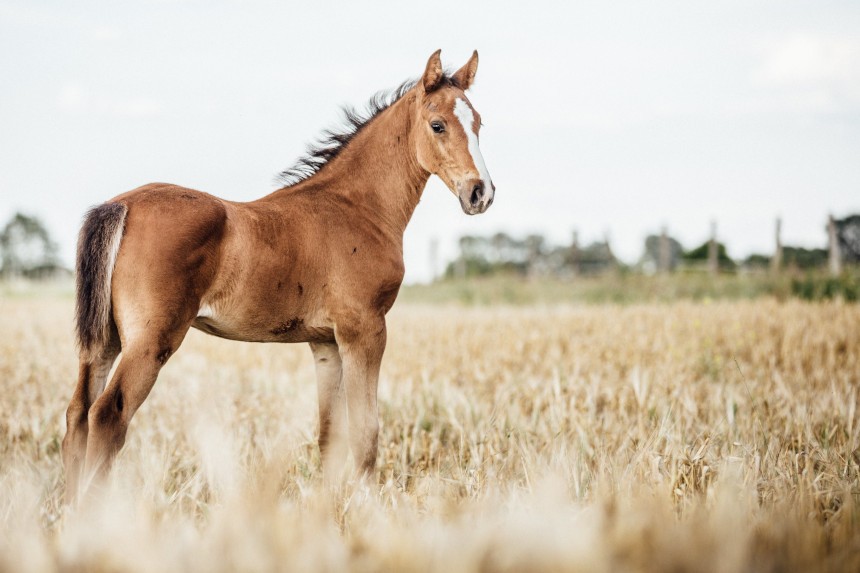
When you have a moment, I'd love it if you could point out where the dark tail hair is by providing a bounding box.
[75,202,128,360]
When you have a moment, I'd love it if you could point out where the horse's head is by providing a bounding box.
[412,50,495,215]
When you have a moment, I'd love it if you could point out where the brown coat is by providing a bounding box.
[63,50,494,501]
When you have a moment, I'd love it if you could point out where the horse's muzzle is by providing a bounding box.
[459,178,494,215]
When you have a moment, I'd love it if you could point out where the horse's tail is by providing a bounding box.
[75,202,128,361]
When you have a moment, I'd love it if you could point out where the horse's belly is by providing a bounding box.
[191,304,334,344]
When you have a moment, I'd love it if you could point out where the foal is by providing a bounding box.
[62,50,495,500]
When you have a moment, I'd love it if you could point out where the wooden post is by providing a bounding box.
[771,217,782,273]
[603,230,615,274]
[829,215,842,276]
[526,236,541,278]
[570,230,580,277]
[707,220,718,276]
[659,226,670,274]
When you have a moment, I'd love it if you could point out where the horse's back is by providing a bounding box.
[113,183,228,223]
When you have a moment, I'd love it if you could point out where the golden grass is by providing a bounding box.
[1,295,858,572]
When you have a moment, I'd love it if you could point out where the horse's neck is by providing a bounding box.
[273,93,430,241]
[330,98,429,236]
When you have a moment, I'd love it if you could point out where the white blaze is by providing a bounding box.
[453,98,493,188]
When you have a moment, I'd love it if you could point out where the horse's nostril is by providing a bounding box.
[470,182,484,205]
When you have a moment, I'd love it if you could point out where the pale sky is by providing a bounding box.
[1,0,858,282]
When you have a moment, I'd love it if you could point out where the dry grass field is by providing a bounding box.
[1,292,859,572]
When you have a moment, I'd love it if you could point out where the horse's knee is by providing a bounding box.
[63,391,89,445]
[62,395,92,500]
[87,386,127,439]
[319,410,348,454]
[62,406,86,463]
[319,416,332,450]
[65,397,88,431]
[311,342,340,364]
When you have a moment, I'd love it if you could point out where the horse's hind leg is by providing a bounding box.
[62,325,120,504]
[81,320,192,493]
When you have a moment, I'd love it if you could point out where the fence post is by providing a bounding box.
[604,230,614,267]
[708,220,718,276]
[771,217,782,273]
[659,226,670,274]
[828,215,842,276]
[570,230,580,277]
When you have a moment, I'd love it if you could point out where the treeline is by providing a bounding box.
[445,232,616,278]
[445,215,860,279]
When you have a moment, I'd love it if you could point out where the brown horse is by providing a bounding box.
[62,50,494,501]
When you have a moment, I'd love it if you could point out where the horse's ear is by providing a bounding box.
[422,49,444,92]
[452,50,479,90]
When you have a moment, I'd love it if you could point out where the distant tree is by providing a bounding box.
[574,241,616,275]
[445,235,494,278]
[743,253,771,269]
[524,234,545,275]
[488,232,516,264]
[445,231,623,279]
[835,215,860,264]
[0,213,61,279]
[683,241,736,271]
[782,246,828,270]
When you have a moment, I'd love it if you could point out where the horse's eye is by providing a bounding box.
[430,122,445,134]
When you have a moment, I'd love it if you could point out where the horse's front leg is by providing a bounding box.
[310,342,348,480]
[336,316,386,480]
